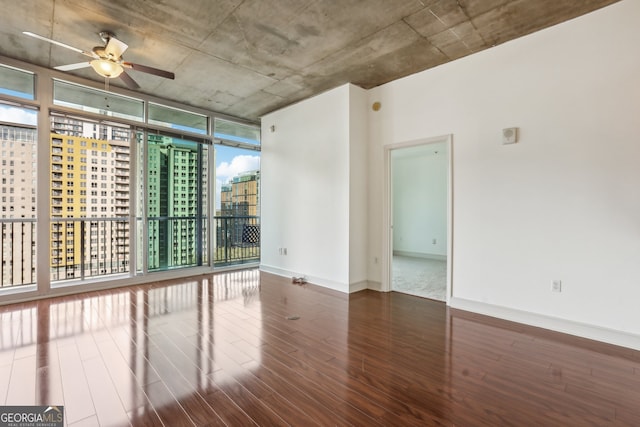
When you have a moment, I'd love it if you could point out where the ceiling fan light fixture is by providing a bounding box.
[90,59,123,78]
[23,31,174,88]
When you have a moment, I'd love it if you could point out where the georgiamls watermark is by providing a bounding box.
[0,406,64,427]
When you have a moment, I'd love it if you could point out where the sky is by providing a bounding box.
[214,145,260,210]
[0,103,260,210]
[0,103,37,125]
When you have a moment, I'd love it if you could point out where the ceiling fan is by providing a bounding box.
[23,31,175,89]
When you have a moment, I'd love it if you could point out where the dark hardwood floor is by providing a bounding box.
[1,269,639,426]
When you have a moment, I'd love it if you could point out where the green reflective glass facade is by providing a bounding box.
[147,134,207,271]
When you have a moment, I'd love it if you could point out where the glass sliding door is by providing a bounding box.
[49,113,132,283]
[146,133,208,271]
[213,145,260,266]
[213,118,261,267]
[0,101,38,289]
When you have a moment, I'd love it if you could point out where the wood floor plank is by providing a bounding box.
[260,342,432,425]
[209,356,313,425]
[75,332,101,361]
[127,406,164,427]
[1,269,640,426]
[142,335,228,426]
[616,406,640,426]
[5,355,36,405]
[35,343,65,406]
[83,356,131,427]
[149,323,288,426]
[0,361,12,404]
[207,369,289,427]
[68,415,100,427]
[247,354,370,426]
[144,380,196,427]
[57,343,96,424]
[95,339,141,404]
[200,388,259,427]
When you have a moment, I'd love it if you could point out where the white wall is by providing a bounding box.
[260,84,368,292]
[368,0,640,345]
[392,144,448,257]
[348,85,370,288]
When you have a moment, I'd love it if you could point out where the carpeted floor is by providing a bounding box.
[392,255,446,301]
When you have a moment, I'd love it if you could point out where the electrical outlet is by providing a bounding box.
[552,280,562,293]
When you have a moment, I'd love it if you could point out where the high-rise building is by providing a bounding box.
[49,115,131,280]
[0,123,37,287]
[147,135,201,270]
[220,170,260,217]
[147,134,171,270]
[219,170,260,251]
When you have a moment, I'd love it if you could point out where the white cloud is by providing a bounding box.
[0,105,37,126]
[214,155,260,210]
[216,155,260,184]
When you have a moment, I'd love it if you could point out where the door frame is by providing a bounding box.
[382,134,453,304]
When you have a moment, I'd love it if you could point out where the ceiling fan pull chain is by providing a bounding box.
[104,78,111,110]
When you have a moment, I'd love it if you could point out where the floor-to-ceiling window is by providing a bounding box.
[213,119,261,266]
[146,133,209,271]
[49,80,143,283]
[0,65,38,290]
[144,104,210,272]
[0,60,260,302]
[49,112,134,282]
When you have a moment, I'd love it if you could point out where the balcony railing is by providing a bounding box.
[0,219,36,289]
[146,216,208,271]
[214,216,260,267]
[2,215,260,289]
[50,217,130,282]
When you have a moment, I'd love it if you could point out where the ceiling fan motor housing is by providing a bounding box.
[98,31,116,44]
[92,46,108,58]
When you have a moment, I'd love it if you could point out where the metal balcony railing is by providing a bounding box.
[50,217,130,282]
[214,215,260,267]
[0,219,37,288]
[2,215,260,288]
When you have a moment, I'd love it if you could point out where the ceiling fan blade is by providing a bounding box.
[119,70,140,89]
[123,62,175,80]
[22,31,96,58]
[105,37,128,59]
[55,62,91,71]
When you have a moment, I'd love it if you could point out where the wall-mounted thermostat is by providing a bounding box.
[502,127,518,144]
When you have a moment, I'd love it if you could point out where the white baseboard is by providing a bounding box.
[259,264,294,280]
[450,297,640,351]
[393,250,446,261]
[367,281,384,292]
[259,264,350,293]
[349,280,369,293]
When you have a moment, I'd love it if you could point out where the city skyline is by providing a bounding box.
[1,107,261,286]
[0,103,260,211]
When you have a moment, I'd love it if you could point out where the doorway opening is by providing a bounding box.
[386,136,452,302]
